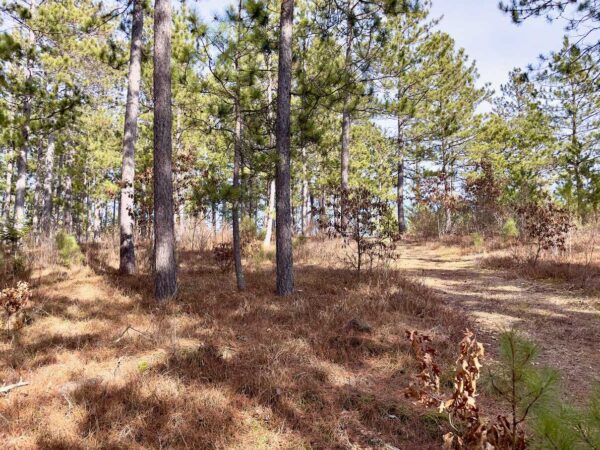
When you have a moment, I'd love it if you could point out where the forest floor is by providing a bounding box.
[398,242,600,402]
[0,239,598,449]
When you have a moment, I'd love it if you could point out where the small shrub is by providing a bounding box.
[55,230,83,267]
[240,216,257,248]
[405,329,558,449]
[409,205,442,239]
[213,243,234,272]
[471,232,484,250]
[0,248,31,282]
[502,217,519,241]
[329,187,400,273]
[0,281,32,333]
[518,202,574,264]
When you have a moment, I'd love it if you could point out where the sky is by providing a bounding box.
[195,0,569,94]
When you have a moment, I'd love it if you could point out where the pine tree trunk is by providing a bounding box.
[14,104,30,231]
[63,150,73,232]
[32,145,43,233]
[443,160,452,235]
[264,179,275,247]
[119,0,143,275]
[211,202,217,237]
[570,105,584,222]
[396,118,406,234]
[340,1,353,228]
[55,152,63,226]
[275,0,295,296]
[3,147,13,222]
[93,203,101,241]
[153,0,177,300]
[231,0,246,290]
[232,96,246,290]
[14,1,35,233]
[300,146,309,235]
[341,108,351,192]
[263,53,276,248]
[41,135,55,234]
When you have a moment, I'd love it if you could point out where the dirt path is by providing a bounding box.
[398,243,600,401]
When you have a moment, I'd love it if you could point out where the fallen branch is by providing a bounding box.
[114,325,155,343]
[0,380,29,394]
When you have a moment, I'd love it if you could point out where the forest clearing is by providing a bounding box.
[1,0,600,448]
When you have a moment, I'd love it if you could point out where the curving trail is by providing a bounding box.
[398,242,600,402]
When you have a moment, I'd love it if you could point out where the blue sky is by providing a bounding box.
[195,0,568,93]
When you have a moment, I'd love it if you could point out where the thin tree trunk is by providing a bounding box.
[300,146,309,235]
[211,202,217,237]
[119,0,143,274]
[443,159,452,235]
[264,179,275,246]
[263,52,276,248]
[340,1,353,229]
[570,103,584,223]
[14,104,30,231]
[275,0,295,296]
[41,135,55,234]
[232,97,246,289]
[32,145,44,233]
[93,202,101,241]
[55,152,63,227]
[63,150,73,232]
[396,117,406,234]
[153,0,177,300]
[3,147,14,222]
[319,192,326,231]
[341,108,351,191]
[340,2,352,192]
[231,0,246,290]
[14,1,36,233]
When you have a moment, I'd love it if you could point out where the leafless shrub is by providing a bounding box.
[213,243,234,273]
[0,281,32,333]
[405,329,549,450]
[329,187,400,273]
[517,201,574,264]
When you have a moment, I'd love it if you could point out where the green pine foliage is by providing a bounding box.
[55,230,83,267]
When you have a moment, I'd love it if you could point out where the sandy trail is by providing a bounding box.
[398,243,600,401]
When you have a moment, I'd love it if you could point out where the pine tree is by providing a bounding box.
[275,0,295,296]
[153,0,177,300]
[119,0,144,275]
[544,39,600,221]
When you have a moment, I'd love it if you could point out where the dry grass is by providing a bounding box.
[481,224,600,296]
[0,238,465,449]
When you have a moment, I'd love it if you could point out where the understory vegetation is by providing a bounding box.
[1,0,599,448]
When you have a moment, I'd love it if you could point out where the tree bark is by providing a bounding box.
[341,108,351,191]
[13,0,36,233]
[340,0,353,229]
[14,102,30,231]
[93,202,101,241]
[300,146,310,235]
[41,135,55,234]
[263,53,276,248]
[263,179,275,246]
[396,117,406,234]
[153,0,177,300]
[233,98,246,289]
[119,0,143,275]
[63,150,73,232]
[3,147,14,222]
[32,145,44,233]
[275,0,295,296]
[231,0,246,290]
